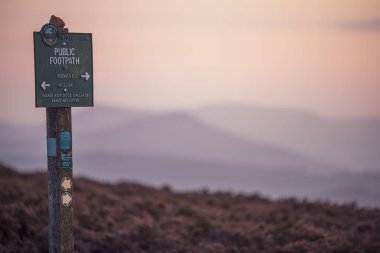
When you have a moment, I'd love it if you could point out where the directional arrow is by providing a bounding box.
[61,192,72,207]
[61,177,72,191]
[81,72,91,81]
[40,81,50,90]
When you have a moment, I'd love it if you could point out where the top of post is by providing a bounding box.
[49,15,68,33]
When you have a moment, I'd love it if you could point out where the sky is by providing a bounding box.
[0,0,380,124]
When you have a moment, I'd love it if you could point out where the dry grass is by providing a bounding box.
[1,163,379,253]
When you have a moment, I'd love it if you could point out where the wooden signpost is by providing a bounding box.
[34,15,93,253]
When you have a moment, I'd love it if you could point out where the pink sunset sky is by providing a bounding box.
[0,0,380,124]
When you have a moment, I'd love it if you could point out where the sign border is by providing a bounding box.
[33,32,94,108]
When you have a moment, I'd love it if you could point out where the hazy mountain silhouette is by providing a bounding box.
[194,104,380,171]
[75,111,334,172]
[73,106,152,135]
[74,152,380,206]
[0,104,379,206]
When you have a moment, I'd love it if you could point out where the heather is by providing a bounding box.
[1,164,379,253]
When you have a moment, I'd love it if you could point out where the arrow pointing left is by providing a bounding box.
[41,81,51,90]
[61,177,72,191]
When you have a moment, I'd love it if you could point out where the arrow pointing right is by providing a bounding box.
[61,192,72,207]
[81,72,90,81]
[41,81,51,90]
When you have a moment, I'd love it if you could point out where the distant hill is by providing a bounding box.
[1,164,379,253]
[76,111,333,171]
[194,104,380,171]
[72,106,153,135]
[0,104,379,207]
[74,152,380,206]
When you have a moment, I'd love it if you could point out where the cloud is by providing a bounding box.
[339,18,380,32]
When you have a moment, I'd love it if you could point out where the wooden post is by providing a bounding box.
[46,16,73,253]
[47,108,73,253]
[35,15,92,251]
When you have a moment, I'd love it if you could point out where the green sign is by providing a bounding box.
[34,28,93,107]
[60,152,72,171]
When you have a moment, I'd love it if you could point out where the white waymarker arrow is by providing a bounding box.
[61,192,72,207]
[61,177,72,191]
[40,81,51,90]
[81,72,91,81]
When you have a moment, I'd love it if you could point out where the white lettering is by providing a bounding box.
[49,56,80,65]
[54,48,76,56]
[49,48,79,65]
